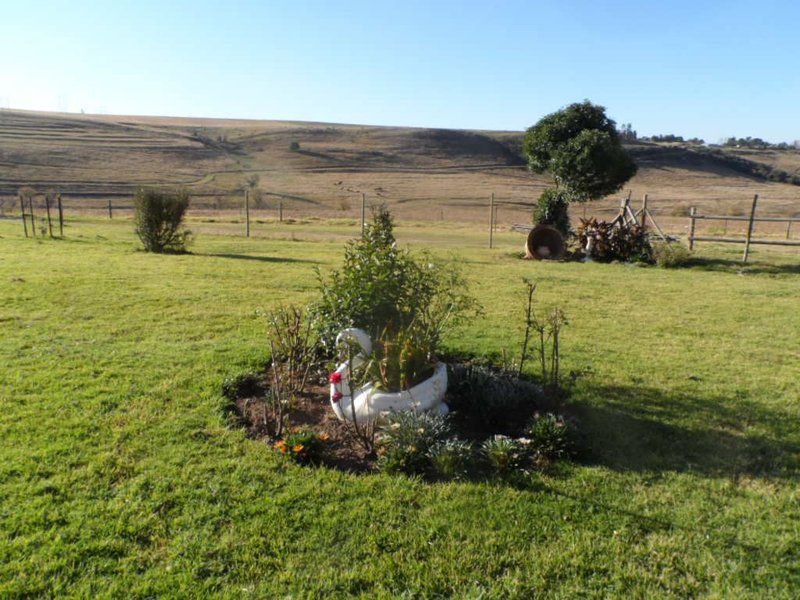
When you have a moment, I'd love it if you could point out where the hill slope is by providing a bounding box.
[1,109,798,219]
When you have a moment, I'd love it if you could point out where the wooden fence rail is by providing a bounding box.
[688,194,800,262]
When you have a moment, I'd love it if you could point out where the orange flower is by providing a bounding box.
[292,444,305,453]
[274,440,288,453]
[319,433,331,441]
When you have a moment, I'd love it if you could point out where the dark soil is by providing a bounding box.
[235,377,377,473]
[230,360,560,475]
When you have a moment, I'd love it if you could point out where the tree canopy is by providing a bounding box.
[523,101,637,202]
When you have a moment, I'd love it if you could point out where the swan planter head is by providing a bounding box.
[329,328,448,424]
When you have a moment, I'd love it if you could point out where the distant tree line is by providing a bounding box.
[722,136,800,150]
[638,134,706,145]
[635,133,799,150]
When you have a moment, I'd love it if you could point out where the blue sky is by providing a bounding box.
[2,0,797,142]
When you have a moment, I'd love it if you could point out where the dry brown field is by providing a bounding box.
[2,108,799,237]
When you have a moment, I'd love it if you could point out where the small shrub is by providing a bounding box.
[311,205,478,353]
[481,435,528,478]
[134,188,191,253]
[652,241,692,268]
[524,413,574,463]
[669,203,692,217]
[429,439,475,480]
[377,411,451,476]
[447,363,542,431]
[290,141,300,151]
[265,305,316,397]
[275,429,329,464]
[221,372,262,400]
[533,188,571,236]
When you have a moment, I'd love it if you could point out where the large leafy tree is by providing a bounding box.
[523,101,637,202]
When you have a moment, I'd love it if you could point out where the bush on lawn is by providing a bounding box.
[481,435,528,478]
[652,241,692,268]
[134,188,191,253]
[274,429,330,464]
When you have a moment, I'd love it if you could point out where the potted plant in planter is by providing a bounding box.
[329,325,449,424]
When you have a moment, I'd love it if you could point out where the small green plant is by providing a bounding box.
[524,413,575,463]
[429,439,475,481]
[517,279,567,389]
[533,188,572,236]
[221,372,262,401]
[261,305,318,439]
[481,436,527,478]
[652,241,692,268]
[274,429,330,464]
[357,324,435,393]
[376,411,451,476]
[265,305,316,398]
[134,188,191,253]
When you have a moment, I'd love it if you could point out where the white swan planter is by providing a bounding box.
[329,328,449,424]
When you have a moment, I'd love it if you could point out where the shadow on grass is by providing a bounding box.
[205,253,316,264]
[682,256,800,276]
[571,383,800,480]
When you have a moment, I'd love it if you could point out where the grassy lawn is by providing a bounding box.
[1,217,798,598]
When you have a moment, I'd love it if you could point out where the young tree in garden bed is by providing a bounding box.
[310,205,479,355]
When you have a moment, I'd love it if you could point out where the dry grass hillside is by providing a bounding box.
[1,108,798,226]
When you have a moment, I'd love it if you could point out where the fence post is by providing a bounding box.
[488,193,495,248]
[18,194,28,237]
[19,194,28,238]
[361,193,366,238]
[786,221,792,240]
[640,194,648,228]
[57,193,64,237]
[44,193,53,238]
[688,206,696,250]
[29,197,36,237]
[742,194,758,262]
[107,198,112,219]
[245,190,250,237]
[279,198,283,222]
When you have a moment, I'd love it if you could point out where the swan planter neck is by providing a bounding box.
[329,328,448,424]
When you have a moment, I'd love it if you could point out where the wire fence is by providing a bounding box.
[2,190,799,249]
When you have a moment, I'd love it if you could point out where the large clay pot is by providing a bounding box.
[525,225,565,260]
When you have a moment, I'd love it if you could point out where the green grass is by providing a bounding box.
[1,217,798,598]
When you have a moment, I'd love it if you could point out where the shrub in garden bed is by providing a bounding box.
[225,355,577,479]
[446,362,545,434]
[310,205,478,357]
[222,207,577,482]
